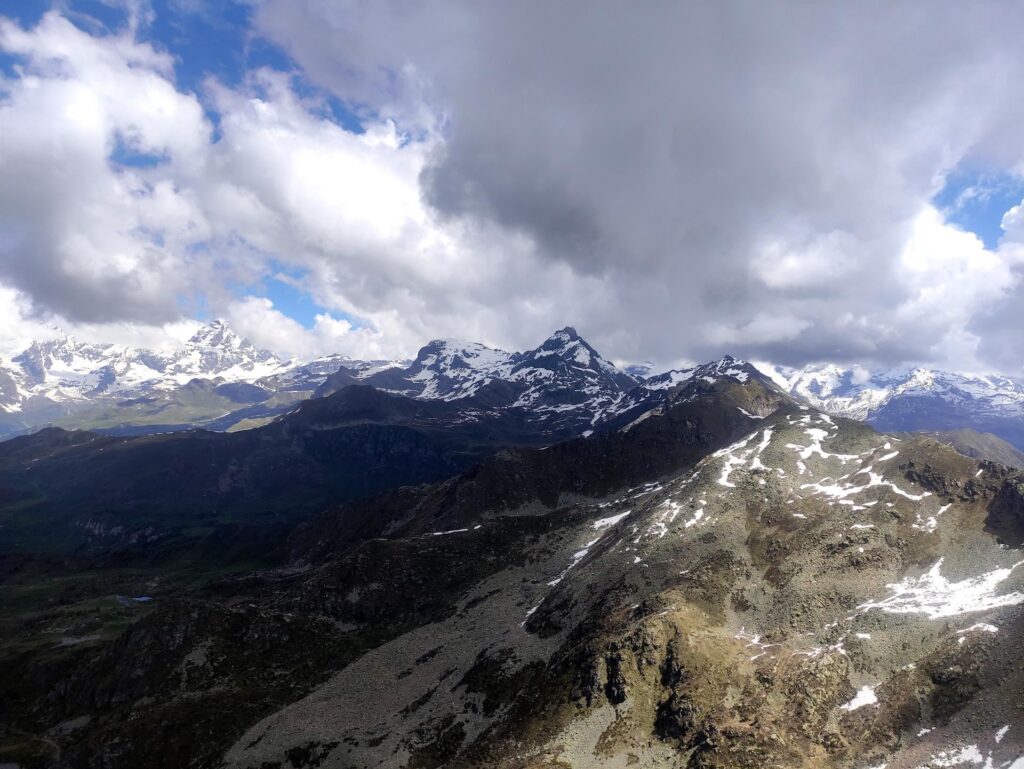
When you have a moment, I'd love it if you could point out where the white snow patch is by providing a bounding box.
[801,469,930,502]
[713,428,774,487]
[713,434,755,488]
[548,537,600,586]
[927,744,986,767]
[593,511,631,530]
[956,622,998,644]
[787,426,859,463]
[856,559,1024,619]
[683,508,705,528]
[840,684,878,711]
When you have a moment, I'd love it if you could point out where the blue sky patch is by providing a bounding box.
[261,268,327,328]
[256,263,360,330]
[933,167,1024,249]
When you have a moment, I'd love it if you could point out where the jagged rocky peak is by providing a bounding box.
[540,324,582,347]
[179,318,274,361]
[642,354,761,391]
[523,326,598,367]
[5,336,173,402]
[185,317,245,350]
[356,327,641,407]
[514,327,636,387]
[0,318,290,417]
[385,338,516,400]
[697,354,760,380]
[407,327,623,381]
[167,319,285,380]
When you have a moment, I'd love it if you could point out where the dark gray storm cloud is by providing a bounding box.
[255,1,1024,370]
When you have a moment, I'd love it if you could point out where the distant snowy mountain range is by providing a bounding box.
[2,319,1023,449]
[1,320,288,408]
[764,363,1024,449]
[0,319,392,436]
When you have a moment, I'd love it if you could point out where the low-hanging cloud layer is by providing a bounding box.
[1,2,1024,372]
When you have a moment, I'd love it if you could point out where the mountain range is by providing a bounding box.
[5,320,1023,456]
[770,363,1024,450]
[1,353,1021,769]
[0,320,388,438]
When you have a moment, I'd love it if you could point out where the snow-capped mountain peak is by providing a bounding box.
[513,328,634,384]
[524,327,603,369]
[184,318,245,350]
[533,326,582,354]
[340,328,643,432]
[505,328,638,411]
[8,320,1024,453]
[167,319,286,382]
[0,319,288,411]
[402,339,515,399]
[771,362,1024,448]
[642,355,758,391]
[8,337,168,401]
[358,328,640,409]
[411,339,514,376]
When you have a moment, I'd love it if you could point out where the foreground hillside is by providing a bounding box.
[226,403,1024,769]
[1,368,1021,769]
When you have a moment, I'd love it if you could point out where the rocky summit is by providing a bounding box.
[1,361,1021,769]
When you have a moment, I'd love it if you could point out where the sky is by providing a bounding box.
[1,1,1024,373]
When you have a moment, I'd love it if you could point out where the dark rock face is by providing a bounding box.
[986,474,1024,547]
[213,382,274,404]
[654,644,695,741]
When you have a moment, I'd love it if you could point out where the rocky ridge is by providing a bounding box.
[219,394,1024,769]
[3,370,1022,769]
